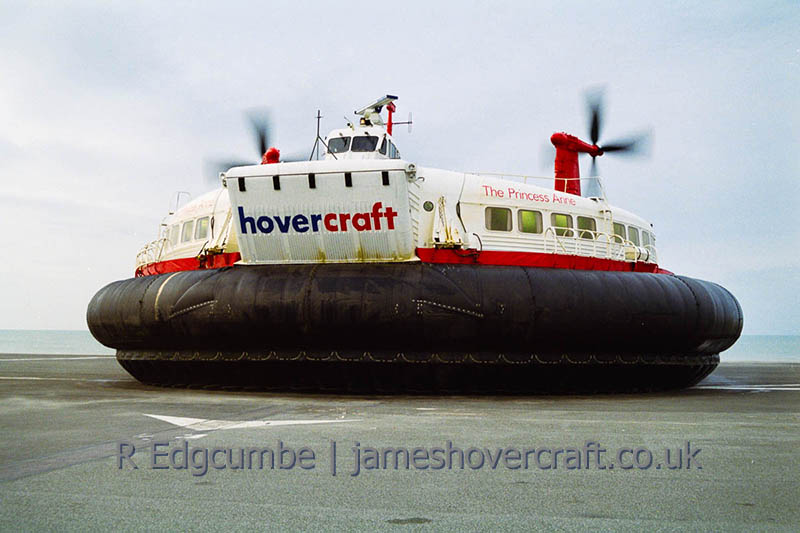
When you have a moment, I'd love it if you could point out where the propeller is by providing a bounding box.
[205,110,307,186]
[584,89,651,178]
[248,111,272,159]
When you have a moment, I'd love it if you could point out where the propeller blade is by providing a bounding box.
[204,159,255,185]
[601,131,651,155]
[590,156,598,177]
[247,110,272,158]
[586,89,604,145]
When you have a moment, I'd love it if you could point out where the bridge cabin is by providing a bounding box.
[322,94,403,162]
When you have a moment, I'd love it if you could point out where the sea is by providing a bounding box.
[0,330,798,362]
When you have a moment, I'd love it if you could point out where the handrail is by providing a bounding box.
[135,238,168,268]
[540,227,656,263]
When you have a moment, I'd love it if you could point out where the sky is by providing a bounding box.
[0,1,798,334]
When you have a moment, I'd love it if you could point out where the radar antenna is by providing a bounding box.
[354,94,398,126]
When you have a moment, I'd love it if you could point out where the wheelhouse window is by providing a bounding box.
[181,220,194,243]
[389,141,400,159]
[328,137,351,153]
[577,216,596,239]
[379,138,387,155]
[613,222,626,242]
[352,135,378,152]
[641,231,651,247]
[169,225,179,246]
[194,217,209,240]
[551,213,573,237]
[485,207,512,231]
[628,226,640,246]
[518,210,543,234]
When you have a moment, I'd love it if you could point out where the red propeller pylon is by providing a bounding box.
[551,90,651,197]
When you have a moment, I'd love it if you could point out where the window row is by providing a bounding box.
[612,222,655,247]
[167,216,209,246]
[484,207,654,245]
[327,135,400,158]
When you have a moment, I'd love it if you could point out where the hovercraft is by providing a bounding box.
[87,95,742,393]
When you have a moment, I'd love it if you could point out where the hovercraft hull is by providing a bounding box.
[87,263,742,393]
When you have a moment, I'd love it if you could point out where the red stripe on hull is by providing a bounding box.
[135,250,671,276]
[135,252,241,277]
[416,248,670,274]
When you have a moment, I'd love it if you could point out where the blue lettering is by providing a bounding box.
[292,214,309,233]
[310,214,322,232]
[256,216,273,233]
[238,206,256,234]
[274,215,292,233]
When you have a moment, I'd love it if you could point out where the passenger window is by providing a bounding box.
[613,223,626,242]
[518,210,543,234]
[195,217,209,240]
[181,220,194,243]
[485,207,512,231]
[170,224,179,246]
[628,227,640,246]
[379,138,387,155]
[551,213,573,237]
[641,231,650,247]
[577,216,596,239]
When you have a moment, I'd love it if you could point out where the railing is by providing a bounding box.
[542,227,656,263]
[135,238,167,269]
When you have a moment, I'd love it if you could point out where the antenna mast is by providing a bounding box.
[309,109,323,160]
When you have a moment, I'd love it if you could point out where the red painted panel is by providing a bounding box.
[135,249,668,277]
[415,247,665,274]
[135,252,241,277]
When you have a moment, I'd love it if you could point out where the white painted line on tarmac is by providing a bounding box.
[0,356,116,361]
[0,376,127,382]
[701,383,800,387]
[694,383,800,392]
[144,413,361,431]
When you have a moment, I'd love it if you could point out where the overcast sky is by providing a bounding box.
[1,1,798,334]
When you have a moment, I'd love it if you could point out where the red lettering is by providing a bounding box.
[384,206,398,230]
[338,213,351,231]
[352,212,371,231]
[551,194,576,205]
[323,213,338,231]
[370,202,383,230]
[482,185,504,197]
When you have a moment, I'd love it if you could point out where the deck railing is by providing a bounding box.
[543,227,656,263]
[135,238,167,269]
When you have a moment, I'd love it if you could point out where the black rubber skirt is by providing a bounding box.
[87,263,743,393]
